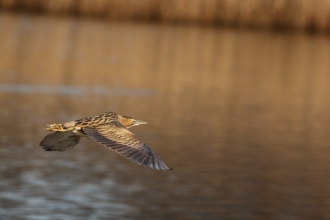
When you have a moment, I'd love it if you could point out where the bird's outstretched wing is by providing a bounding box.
[40,131,81,151]
[83,121,171,170]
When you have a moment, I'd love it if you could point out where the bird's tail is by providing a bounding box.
[40,131,81,151]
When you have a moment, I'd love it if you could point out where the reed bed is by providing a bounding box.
[1,0,330,32]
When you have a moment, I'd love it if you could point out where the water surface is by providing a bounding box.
[0,12,330,220]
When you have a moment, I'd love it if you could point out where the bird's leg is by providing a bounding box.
[45,123,67,132]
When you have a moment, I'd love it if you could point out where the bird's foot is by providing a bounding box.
[45,123,67,132]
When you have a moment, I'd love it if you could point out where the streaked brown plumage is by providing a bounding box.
[40,112,171,170]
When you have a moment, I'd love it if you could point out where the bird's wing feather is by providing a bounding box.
[82,121,170,170]
[40,131,80,151]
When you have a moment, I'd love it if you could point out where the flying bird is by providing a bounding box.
[40,111,171,170]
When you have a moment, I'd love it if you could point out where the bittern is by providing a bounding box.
[39,112,171,170]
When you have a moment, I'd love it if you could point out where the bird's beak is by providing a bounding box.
[133,119,148,125]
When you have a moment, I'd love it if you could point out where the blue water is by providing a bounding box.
[0,84,155,97]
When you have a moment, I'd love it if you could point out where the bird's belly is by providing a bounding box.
[73,129,87,137]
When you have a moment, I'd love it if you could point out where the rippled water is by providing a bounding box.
[0,12,330,220]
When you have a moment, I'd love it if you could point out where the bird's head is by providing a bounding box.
[118,115,148,128]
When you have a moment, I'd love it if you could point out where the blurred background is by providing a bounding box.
[1,0,330,219]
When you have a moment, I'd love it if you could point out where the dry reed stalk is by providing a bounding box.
[1,0,330,32]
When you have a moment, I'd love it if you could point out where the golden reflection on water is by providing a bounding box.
[0,12,330,219]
